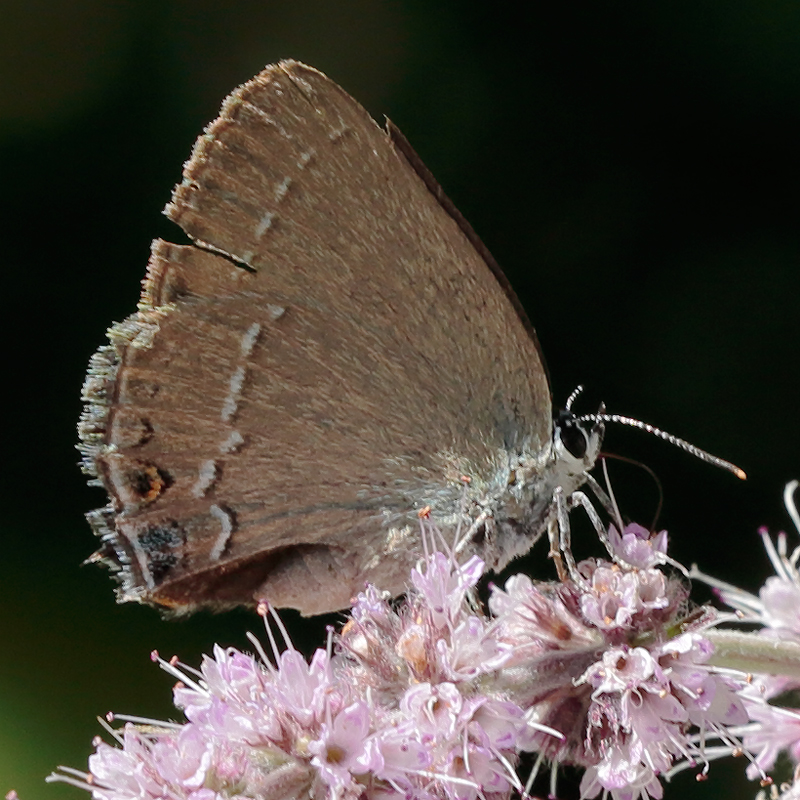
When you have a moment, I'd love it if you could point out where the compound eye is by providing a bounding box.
[556,410,589,459]
[561,424,588,458]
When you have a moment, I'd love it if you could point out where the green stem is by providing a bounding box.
[705,630,800,678]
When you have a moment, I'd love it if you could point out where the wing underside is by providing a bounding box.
[78,61,551,614]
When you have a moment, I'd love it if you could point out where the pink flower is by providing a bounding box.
[50,508,769,800]
[308,701,372,795]
[607,523,668,569]
[692,483,800,785]
[410,552,483,629]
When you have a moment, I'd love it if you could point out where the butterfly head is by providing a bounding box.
[553,406,604,481]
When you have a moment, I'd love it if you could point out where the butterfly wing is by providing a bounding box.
[79,61,551,614]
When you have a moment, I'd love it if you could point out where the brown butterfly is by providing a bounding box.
[78,61,600,616]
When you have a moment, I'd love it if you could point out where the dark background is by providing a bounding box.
[1,2,798,798]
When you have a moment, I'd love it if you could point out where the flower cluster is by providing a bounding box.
[486,524,749,800]
[693,481,800,800]
[48,504,771,800]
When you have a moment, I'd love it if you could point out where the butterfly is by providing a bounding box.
[78,61,602,616]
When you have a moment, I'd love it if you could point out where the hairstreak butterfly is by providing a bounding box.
[78,60,608,615]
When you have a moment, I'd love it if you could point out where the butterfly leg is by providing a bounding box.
[569,489,658,572]
[454,507,494,557]
[553,486,590,588]
[546,512,568,582]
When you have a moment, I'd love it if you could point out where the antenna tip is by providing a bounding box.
[735,467,747,481]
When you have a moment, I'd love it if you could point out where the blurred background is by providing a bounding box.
[1,2,798,798]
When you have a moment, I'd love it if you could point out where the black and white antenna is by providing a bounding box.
[570,386,747,480]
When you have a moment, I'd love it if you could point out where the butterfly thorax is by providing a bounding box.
[469,412,603,572]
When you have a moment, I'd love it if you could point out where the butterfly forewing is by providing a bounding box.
[79,61,551,615]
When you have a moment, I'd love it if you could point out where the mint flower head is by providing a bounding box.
[49,508,764,800]
[693,480,800,799]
